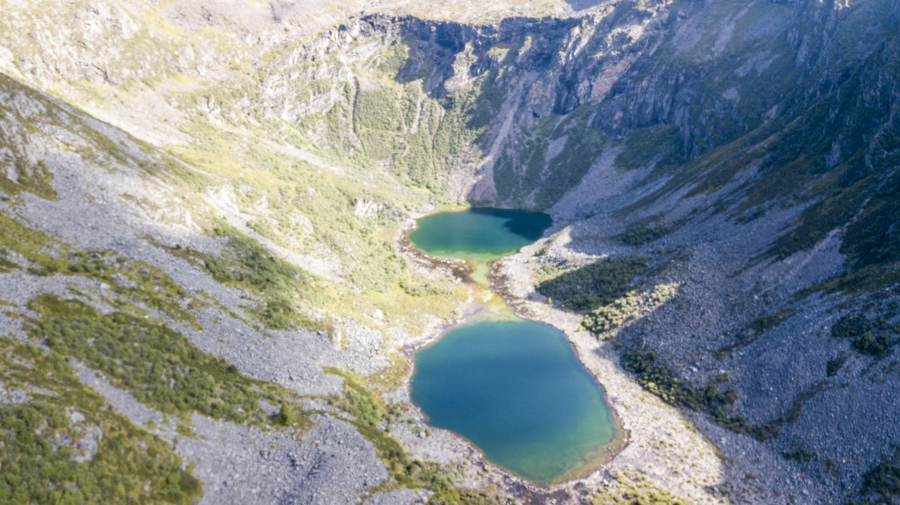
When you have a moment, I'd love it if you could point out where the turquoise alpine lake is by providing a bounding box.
[408,208,624,485]
[407,207,553,262]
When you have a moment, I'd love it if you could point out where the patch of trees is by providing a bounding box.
[622,347,782,441]
[536,257,647,312]
[831,314,899,357]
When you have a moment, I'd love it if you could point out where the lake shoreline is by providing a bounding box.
[398,211,630,491]
[489,235,732,503]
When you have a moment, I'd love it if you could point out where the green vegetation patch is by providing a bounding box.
[0,252,17,272]
[354,86,415,163]
[859,459,900,505]
[582,284,677,337]
[0,210,205,326]
[324,368,499,504]
[0,211,66,275]
[26,294,310,428]
[536,257,647,312]
[852,332,897,357]
[831,314,899,357]
[622,348,737,412]
[72,251,199,326]
[617,220,673,247]
[208,224,314,296]
[852,444,900,505]
[811,264,900,296]
[0,159,58,201]
[614,124,687,172]
[325,367,405,430]
[171,223,325,330]
[253,168,412,294]
[398,278,450,297]
[592,472,691,504]
[0,337,201,505]
[622,348,780,440]
[156,156,208,193]
[0,402,200,505]
[842,170,900,269]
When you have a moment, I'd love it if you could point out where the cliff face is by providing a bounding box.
[1,0,899,504]
[253,0,897,219]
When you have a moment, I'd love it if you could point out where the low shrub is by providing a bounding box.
[399,279,450,297]
[26,294,309,428]
[582,284,677,336]
[0,336,201,505]
[860,460,900,504]
[275,402,298,426]
[617,222,671,246]
[0,402,201,505]
[168,223,325,330]
[622,347,778,439]
[592,472,689,505]
[826,355,848,376]
[621,348,737,412]
[536,257,647,312]
[832,315,874,340]
[832,314,897,357]
[852,332,895,356]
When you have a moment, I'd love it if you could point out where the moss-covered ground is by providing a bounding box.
[0,336,201,505]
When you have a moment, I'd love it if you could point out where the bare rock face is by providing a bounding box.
[353,198,385,219]
[163,0,276,29]
[72,424,103,463]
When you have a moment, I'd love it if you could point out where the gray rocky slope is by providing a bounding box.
[0,0,899,504]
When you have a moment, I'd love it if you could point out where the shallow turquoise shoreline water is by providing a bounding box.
[407,208,623,485]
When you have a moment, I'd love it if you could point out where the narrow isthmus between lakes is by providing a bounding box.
[408,208,625,486]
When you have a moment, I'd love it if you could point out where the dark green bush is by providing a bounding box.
[275,402,297,426]
[783,448,817,463]
[826,355,848,376]
[832,314,897,357]
[621,348,737,412]
[852,332,895,356]
[617,223,671,246]
[833,315,874,339]
[210,224,313,294]
[0,331,202,505]
[398,279,450,297]
[622,347,778,439]
[173,223,325,330]
[536,257,647,312]
[861,460,900,503]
